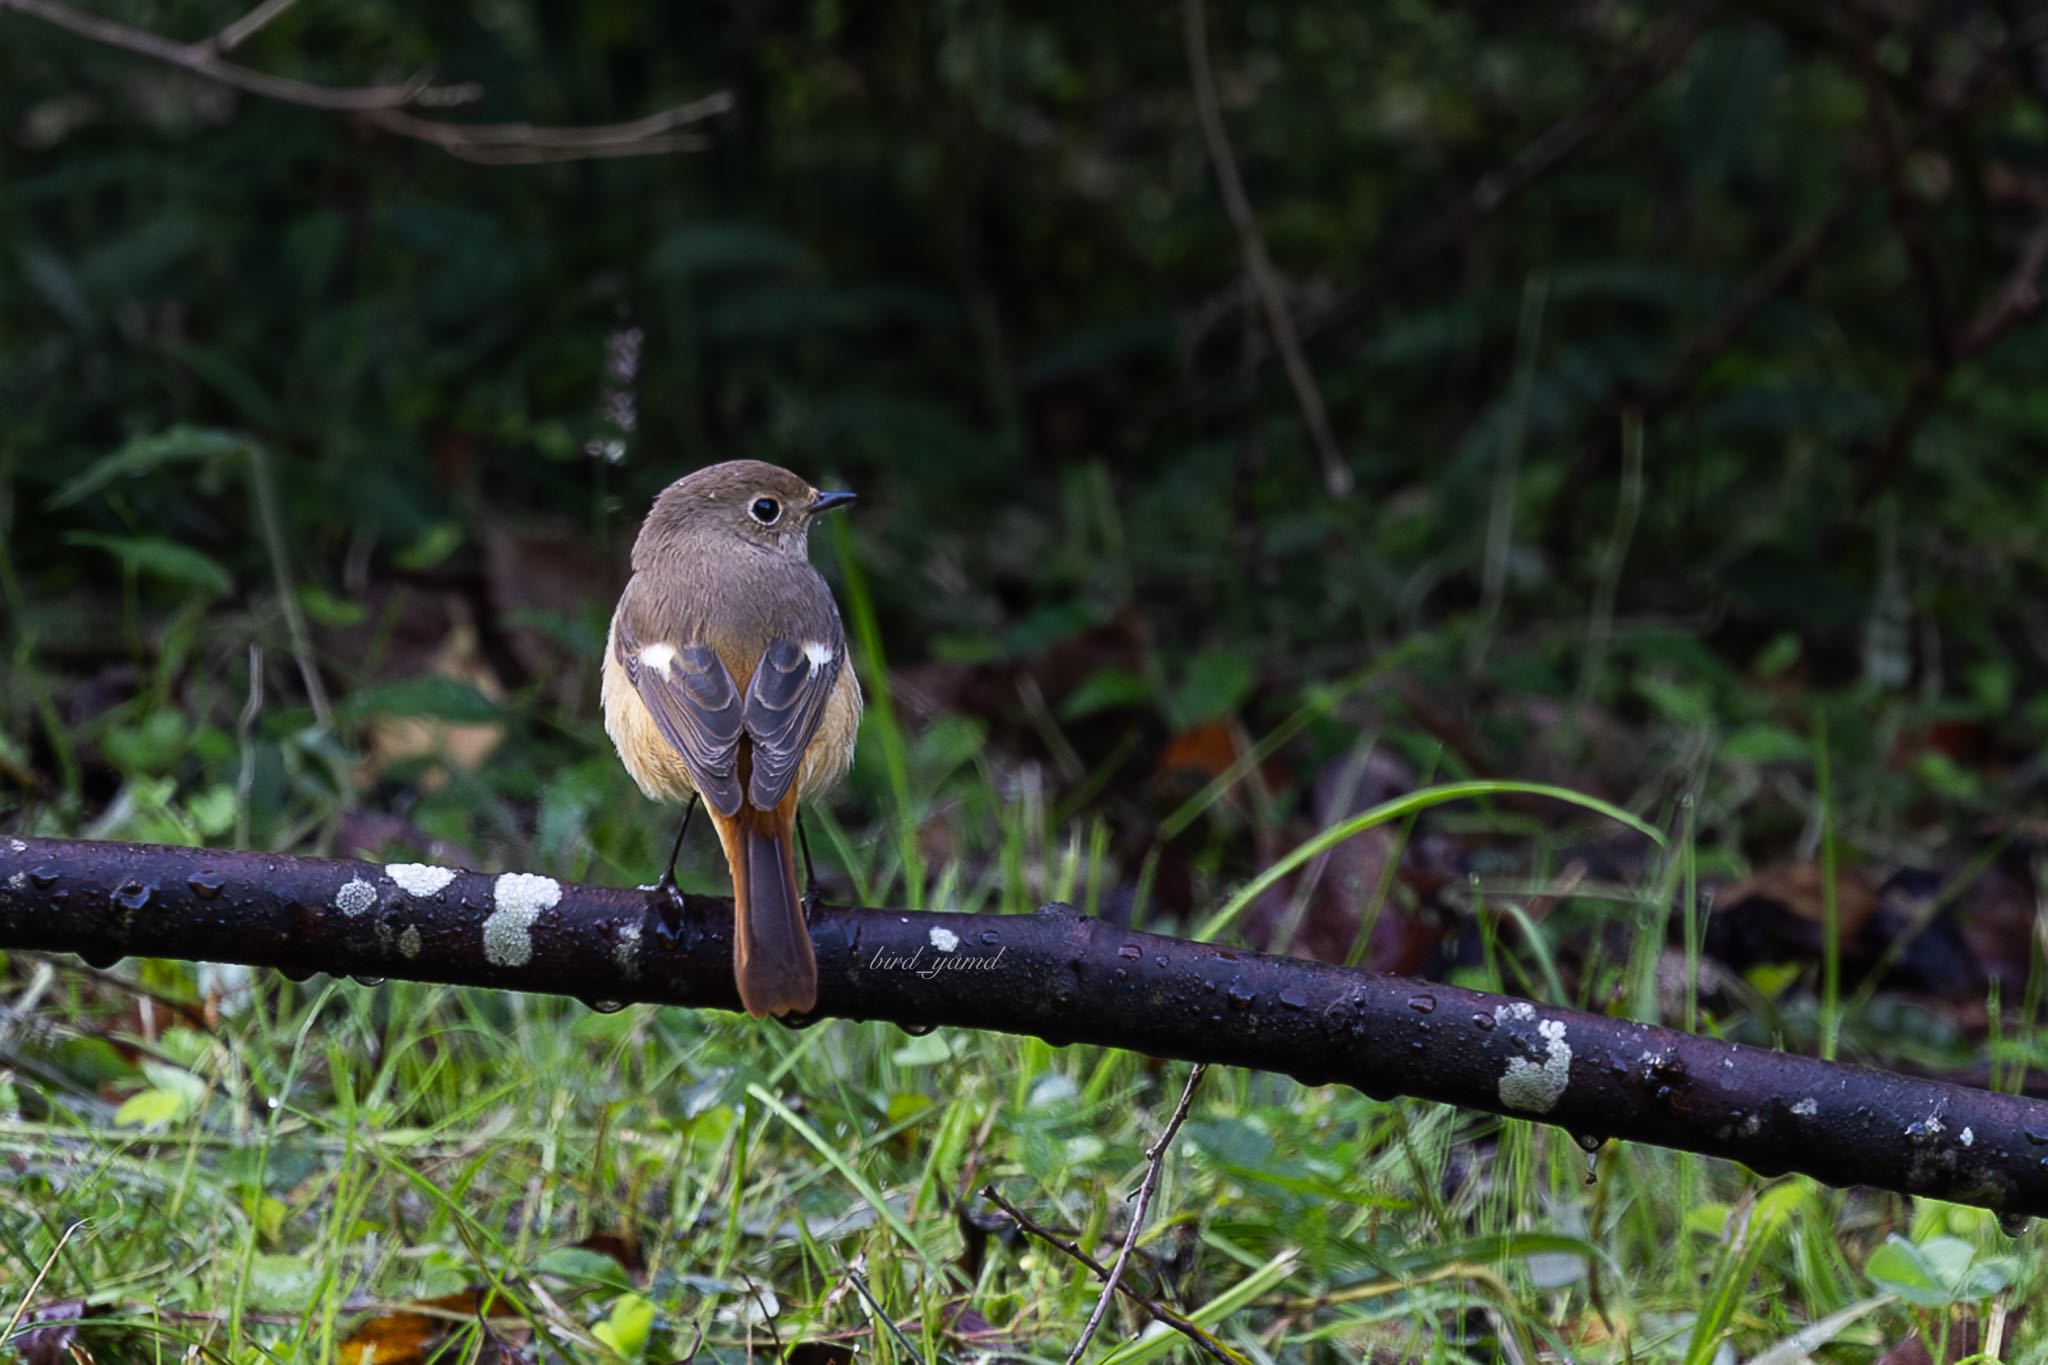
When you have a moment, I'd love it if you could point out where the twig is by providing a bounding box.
[3,1218,90,1341]
[1852,205,2048,508]
[841,1267,926,1365]
[1555,20,2035,502]
[356,96,732,166]
[1848,0,1952,365]
[245,443,331,731]
[1957,209,2048,355]
[980,1186,1239,1365]
[1183,0,1350,497]
[1068,1063,1209,1365]
[739,1274,786,1361]
[208,0,298,54]
[2,0,733,163]
[1653,25,2021,414]
[233,643,262,849]
[1296,2,1713,357]
[1643,182,1868,414]
[4,0,430,110]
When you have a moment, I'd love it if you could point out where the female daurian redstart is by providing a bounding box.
[602,460,862,1017]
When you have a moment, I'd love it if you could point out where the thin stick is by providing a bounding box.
[1854,205,2048,507]
[1068,1063,1210,1364]
[210,0,300,53]
[233,643,263,849]
[1848,0,1952,365]
[4,0,429,110]
[3,1218,90,1342]
[1182,0,1350,497]
[2,0,733,163]
[841,1267,927,1365]
[1298,2,1712,356]
[980,1185,1239,1365]
[245,443,331,731]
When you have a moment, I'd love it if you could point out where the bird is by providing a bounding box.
[601,460,862,1017]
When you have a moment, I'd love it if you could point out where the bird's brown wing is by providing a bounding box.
[742,638,843,810]
[616,619,746,817]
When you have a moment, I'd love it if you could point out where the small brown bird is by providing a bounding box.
[602,460,863,1017]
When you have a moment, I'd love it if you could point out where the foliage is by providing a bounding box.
[5,0,2048,1358]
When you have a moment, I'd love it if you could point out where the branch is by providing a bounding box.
[982,1186,1237,1365]
[7,836,2048,1220]
[1849,205,2048,509]
[2,0,734,163]
[206,0,298,56]
[1296,3,1713,356]
[1183,0,1351,498]
[1848,0,1954,366]
[1069,1062,1207,1364]
[1553,20,2035,501]
[1162,2,1710,432]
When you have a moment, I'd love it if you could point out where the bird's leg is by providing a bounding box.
[794,810,819,916]
[654,794,698,939]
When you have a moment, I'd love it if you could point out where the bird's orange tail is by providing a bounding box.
[714,802,817,1017]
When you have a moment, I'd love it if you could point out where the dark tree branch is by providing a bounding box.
[1851,204,2048,510]
[1161,2,1711,431]
[1295,3,1714,356]
[1849,0,1954,366]
[1554,21,2034,503]
[7,836,2048,1220]
[1,0,734,162]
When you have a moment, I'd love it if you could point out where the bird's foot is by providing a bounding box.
[649,873,688,942]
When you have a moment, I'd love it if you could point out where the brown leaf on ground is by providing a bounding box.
[575,1228,645,1277]
[943,1300,1028,1362]
[1708,861,1988,1000]
[1240,745,1460,973]
[1155,719,1238,783]
[356,609,507,791]
[337,1288,526,1365]
[1713,861,1879,950]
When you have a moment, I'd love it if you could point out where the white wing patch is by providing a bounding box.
[638,643,678,677]
[803,641,835,676]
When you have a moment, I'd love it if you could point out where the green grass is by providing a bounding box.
[5,472,2045,1360]
[4,987,2033,1361]
[5,726,2042,1361]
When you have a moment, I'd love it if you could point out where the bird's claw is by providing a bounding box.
[649,875,687,942]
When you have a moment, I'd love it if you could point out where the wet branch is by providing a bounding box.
[7,835,2048,1220]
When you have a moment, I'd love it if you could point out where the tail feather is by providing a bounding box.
[725,805,817,1017]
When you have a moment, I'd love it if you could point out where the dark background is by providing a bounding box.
[7,0,2048,1013]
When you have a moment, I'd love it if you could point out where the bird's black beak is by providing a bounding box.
[812,489,857,513]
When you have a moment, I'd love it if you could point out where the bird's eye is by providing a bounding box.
[749,496,782,525]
